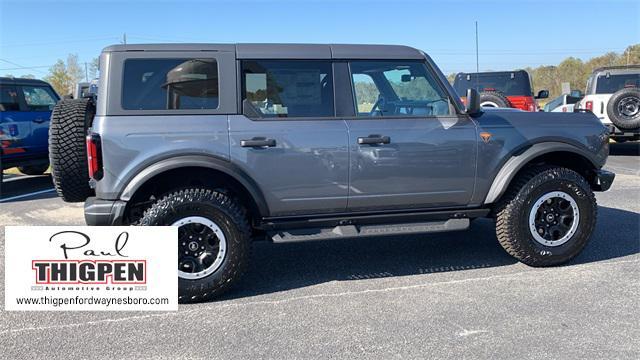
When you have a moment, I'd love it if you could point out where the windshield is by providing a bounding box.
[595,73,640,94]
[453,71,532,97]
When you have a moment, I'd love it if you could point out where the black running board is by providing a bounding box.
[270,218,469,243]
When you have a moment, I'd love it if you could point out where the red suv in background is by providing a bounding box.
[453,70,548,111]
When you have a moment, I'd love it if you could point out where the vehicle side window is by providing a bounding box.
[241,60,334,118]
[352,74,380,114]
[122,59,219,110]
[21,86,58,111]
[0,85,20,111]
[350,61,451,117]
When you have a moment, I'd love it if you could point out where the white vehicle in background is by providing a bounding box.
[575,65,640,142]
[544,93,582,113]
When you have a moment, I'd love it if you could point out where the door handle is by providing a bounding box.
[357,135,390,145]
[240,137,276,148]
[33,117,46,124]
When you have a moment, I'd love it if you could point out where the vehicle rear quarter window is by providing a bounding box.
[350,60,452,117]
[595,73,640,94]
[453,72,532,97]
[241,60,334,118]
[0,85,19,111]
[21,85,58,111]
[122,59,219,110]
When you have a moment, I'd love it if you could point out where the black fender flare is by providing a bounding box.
[484,142,599,204]
[119,155,269,216]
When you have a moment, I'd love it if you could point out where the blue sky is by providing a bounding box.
[0,0,638,78]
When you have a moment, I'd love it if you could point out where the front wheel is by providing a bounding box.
[139,188,251,303]
[494,166,597,266]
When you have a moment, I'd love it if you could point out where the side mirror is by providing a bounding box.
[465,88,482,116]
[536,90,549,99]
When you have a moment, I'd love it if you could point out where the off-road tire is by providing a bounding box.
[139,188,251,303]
[18,162,49,175]
[49,99,94,202]
[480,91,511,108]
[494,166,597,267]
[607,87,640,130]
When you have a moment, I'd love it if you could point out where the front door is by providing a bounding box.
[346,60,477,211]
[18,84,59,155]
[229,60,349,216]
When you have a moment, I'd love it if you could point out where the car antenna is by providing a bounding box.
[475,21,479,92]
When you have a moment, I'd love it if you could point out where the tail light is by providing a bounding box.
[86,133,103,180]
[585,101,593,111]
[506,96,536,111]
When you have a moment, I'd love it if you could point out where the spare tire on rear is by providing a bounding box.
[49,99,95,202]
[480,90,511,108]
[607,87,640,130]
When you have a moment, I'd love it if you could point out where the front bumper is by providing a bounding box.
[84,197,127,225]
[592,169,615,192]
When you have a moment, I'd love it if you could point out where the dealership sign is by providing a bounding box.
[5,226,178,311]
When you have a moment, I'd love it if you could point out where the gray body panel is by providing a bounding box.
[346,116,477,211]
[471,109,608,206]
[92,115,230,200]
[228,115,349,216]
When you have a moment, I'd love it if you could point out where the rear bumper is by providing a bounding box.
[84,197,127,225]
[593,169,615,192]
[605,124,640,137]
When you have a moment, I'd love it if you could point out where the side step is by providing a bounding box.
[270,218,469,243]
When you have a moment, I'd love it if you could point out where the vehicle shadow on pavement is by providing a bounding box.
[609,142,640,156]
[223,205,639,300]
[571,206,640,265]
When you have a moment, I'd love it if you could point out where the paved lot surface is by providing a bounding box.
[0,143,638,359]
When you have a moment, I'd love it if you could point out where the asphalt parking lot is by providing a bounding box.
[0,143,638,359]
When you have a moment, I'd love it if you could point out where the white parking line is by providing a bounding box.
[3,174,49,183]
[0,188,56,203]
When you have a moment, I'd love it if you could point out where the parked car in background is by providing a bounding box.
[452,70,548,111]
[0,77,59,175]
[575,65,640,142]
[544,93,582,112]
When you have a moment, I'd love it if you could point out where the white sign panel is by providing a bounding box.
[5,226,178,311]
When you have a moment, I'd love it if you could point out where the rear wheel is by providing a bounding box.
[18,162,49,176]
[49,99,94,202]
[139,188,251,303]
[495,166,597,266]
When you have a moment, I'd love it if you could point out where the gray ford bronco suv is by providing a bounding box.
[49,44,614,302]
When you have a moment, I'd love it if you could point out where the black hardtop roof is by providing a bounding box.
[101,43,425,60]
[455,69,529,76]
[0,77,52,86]
[591,65,640,75]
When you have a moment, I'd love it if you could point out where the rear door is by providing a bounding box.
[346,60,477,211]
[18,84,59,155]
[0,83,32,161]
[229,59,349,216]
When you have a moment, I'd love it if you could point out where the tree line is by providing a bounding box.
[3,55,98,97]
